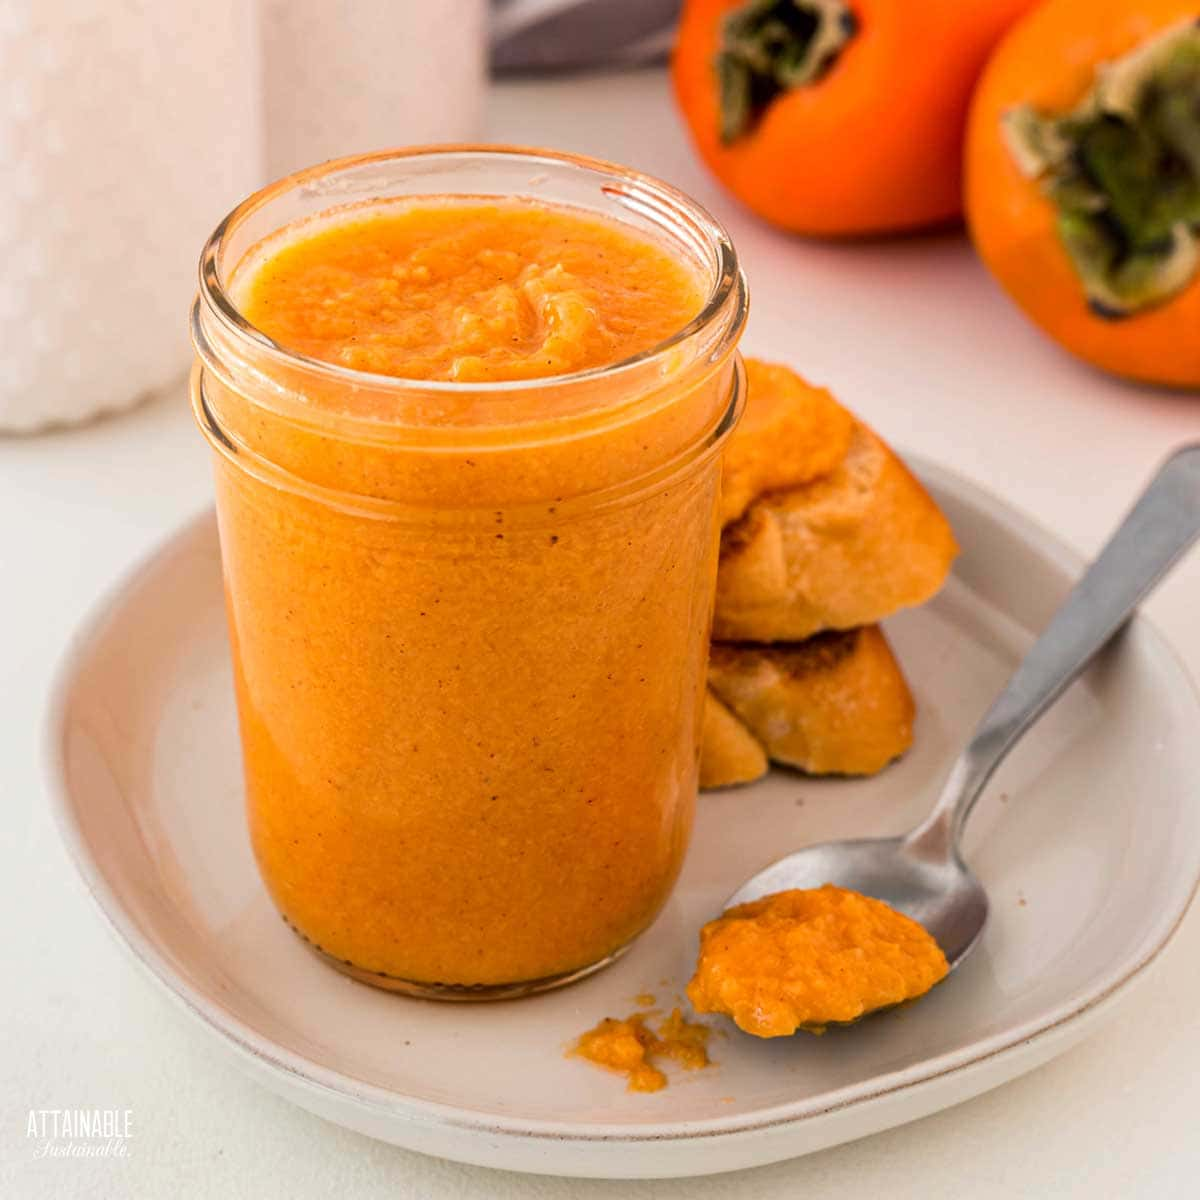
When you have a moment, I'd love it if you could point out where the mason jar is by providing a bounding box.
[190,146,747,998]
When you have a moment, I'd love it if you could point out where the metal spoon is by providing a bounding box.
[726,444,1200,970]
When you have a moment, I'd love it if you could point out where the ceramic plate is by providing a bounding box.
[45,462,1200,1179]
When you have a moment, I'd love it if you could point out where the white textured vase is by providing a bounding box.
[0,1,262,432]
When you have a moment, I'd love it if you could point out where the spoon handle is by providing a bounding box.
[910,444,1200,854]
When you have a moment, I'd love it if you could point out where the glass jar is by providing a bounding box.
[190,147,747,999]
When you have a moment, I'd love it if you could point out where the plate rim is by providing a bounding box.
[42,457,1200,1146]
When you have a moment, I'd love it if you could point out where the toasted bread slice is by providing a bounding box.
[706,626,915,778]
[720,359,855,525]
[714,421,958,642]
[700,690,769,789]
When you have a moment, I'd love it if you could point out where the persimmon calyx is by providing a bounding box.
[1003,19,1200,319]
[715,0,857,144]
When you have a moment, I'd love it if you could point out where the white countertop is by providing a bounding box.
[4,70,1199,1199]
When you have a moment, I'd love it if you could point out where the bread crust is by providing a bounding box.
[699,689,770,789]
[714,422,958,641]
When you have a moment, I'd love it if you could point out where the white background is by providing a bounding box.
[3,71,1200,1198]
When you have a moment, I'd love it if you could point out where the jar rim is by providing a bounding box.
[194,144,747,434]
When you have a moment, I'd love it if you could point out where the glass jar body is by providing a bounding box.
[191,147,746,996]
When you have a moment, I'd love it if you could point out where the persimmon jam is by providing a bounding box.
[688,885,949,1036]
[236,201,705,383]
[194,174,745,996]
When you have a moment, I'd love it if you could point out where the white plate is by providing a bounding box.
[45,461,1200,1179]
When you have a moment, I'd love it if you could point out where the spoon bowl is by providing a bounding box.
[727,836,990,969]
[723,445,1200,969]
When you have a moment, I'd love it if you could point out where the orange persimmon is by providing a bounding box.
[672,0,1038,236]
[966,0,1200,388]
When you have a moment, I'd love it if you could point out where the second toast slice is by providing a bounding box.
[704,626,915,783]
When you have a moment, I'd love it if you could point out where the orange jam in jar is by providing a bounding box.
[191,148,747,997]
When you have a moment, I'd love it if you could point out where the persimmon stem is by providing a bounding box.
[1003,19,1200,318]
[716,0,856,144]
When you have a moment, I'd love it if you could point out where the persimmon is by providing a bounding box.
[672,0,1037,235]
[966,0,1200,388]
